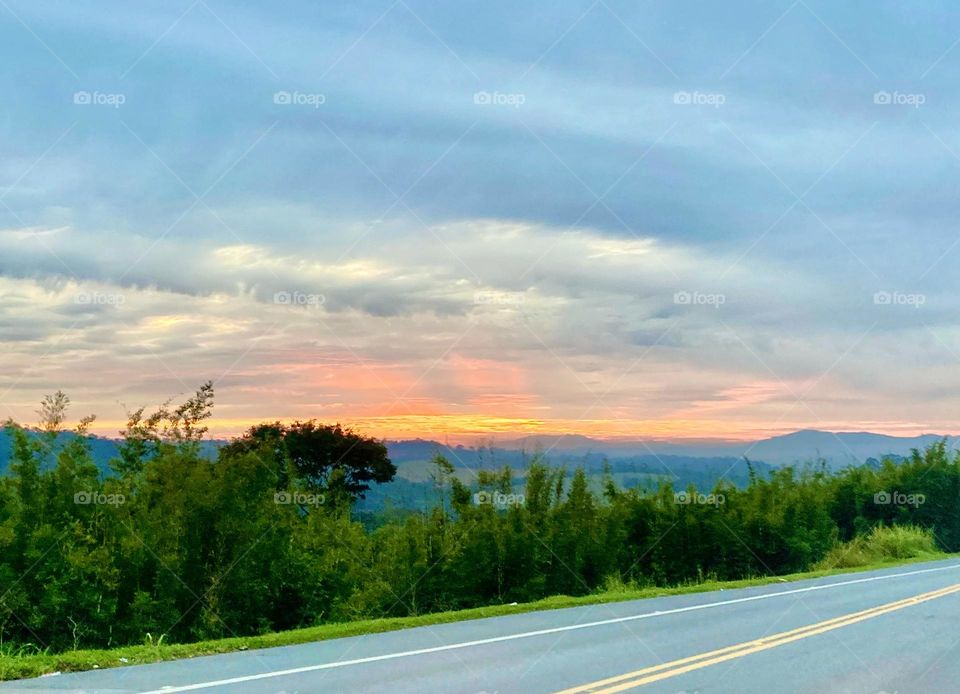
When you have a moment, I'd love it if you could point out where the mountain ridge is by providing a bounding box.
[472,430,955,466]
[0,428,953,473]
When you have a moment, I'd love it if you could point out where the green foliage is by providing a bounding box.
[1,386,958,660]
[221,420,395,503]
[816,524,939,569]
[0,554,945,682]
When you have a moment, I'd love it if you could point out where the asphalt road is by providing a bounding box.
[5,558,960,694]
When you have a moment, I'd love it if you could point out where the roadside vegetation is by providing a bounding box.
[815,524,940,569]
[0,551,945,681]
[0,385,956,679]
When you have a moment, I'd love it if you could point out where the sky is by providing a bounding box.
[1,1,960,442]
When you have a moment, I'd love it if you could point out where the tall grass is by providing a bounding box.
[816,525,939,569]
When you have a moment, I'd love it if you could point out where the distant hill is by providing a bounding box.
[486,430,957,467]
[1,427,951,474]
[2,429,953,515]
[726,430,952,467]
[0,430,122,474]
[0,430,220,474]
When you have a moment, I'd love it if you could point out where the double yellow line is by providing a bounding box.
[555,582,960,693]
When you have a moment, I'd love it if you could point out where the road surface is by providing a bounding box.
[4,558,960,693]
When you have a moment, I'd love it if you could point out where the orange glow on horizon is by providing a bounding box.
[78,414,960,444]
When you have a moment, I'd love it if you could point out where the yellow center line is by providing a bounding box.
[556,587,945,694]
[554,582,960,694]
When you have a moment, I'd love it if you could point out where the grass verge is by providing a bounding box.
[2,550,953,681]
[814,524,941,569]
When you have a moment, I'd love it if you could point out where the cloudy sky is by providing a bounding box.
[1,1,959,441]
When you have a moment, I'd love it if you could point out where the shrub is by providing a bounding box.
[816,524,938,569]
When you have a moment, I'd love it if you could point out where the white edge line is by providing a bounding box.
[137,562,960,692]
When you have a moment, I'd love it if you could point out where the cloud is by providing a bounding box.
[3,1,960,437]
[0,213,956,438]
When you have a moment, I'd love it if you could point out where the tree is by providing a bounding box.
[222,421,396,502]
[114,382,215,475]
